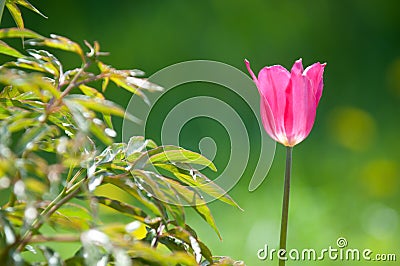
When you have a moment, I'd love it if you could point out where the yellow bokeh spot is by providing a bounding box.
[328,107,376,151]
[361,159,399,197]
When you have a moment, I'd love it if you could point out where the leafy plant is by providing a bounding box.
[0,1,245,265]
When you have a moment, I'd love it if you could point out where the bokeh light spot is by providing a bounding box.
[328,107,376,151]
[360,159,399,198]
[362,204,398,240]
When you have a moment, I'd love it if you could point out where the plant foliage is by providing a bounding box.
[0,1,245,265]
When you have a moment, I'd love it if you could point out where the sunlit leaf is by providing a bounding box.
[156,163,240,209]
[0,211,16,245]
[49,203,91,231]
[126,76,163,92]
[95,196,154,225]
[78,84,105,100]
[211,256,246,266]
[162,176,222,240]
[0,85,19,98]
[13,0,47,18]
[101,76,109,92]
[132,170,185,226]
[103,113,113,129]
[0,40,23,57]
[64,94,125,117]
[133,145,216,171]
[16,124,58,154]
[24,177,48,195]
[127,241,197,265]
[0,68,60,100]
[152,149,216,171]
[102,176,162,217]
[0,27,43,39]
[5,2,23,30]
[97,61,150,104]
[26,49,62,76]
[126,136,157,162]
[165,227,212,263]
[89,122,113,145]
[27,34,84,58]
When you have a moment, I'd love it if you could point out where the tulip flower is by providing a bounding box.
[245,58,326,147]
[245,58,326,266]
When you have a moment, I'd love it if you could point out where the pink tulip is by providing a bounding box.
[245,59,326,147]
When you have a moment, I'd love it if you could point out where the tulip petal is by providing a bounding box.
[260,98,278,142]
[284,59,317,146]
[257,64,290,136]
[245,59,258,84]
[304,62,326,105]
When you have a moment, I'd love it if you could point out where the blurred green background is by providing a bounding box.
[2,0,399,264]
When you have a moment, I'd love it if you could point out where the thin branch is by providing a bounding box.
[72,72,110,88]
[30,234,80,243]
[17,183,84,252]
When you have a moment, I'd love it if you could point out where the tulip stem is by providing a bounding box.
[279,146,293,266]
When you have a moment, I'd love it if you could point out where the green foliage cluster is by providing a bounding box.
[0,1,244,265]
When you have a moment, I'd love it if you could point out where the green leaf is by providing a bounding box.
[102,176,162,217]
[0,210,16,245]
[156,163,241,209]
[97,61,150,104]
[0,0,6,24]
[0,85,19,98]
[148,145,217,171]
[126,136,157,161]
[103,113,113,129]
[5,2,23,29]
[96,143,126,165]
[89,121,113,145]
[212,256,246,266]
[0,40,23,57]
[0,27,43,39]
[49,203,91,231]
[16,124,58,154]
[13,0,47,18]
[165,227,212,263]
[0,68,60,100]
[27,34,84,58]
[132,170,185,227]
[162,176,222,240]
[65,256,85,266]
[25,49,62,76]
[127,241,197,265]
[95,196,155,225]
[126,76,163,92]
[78,84,105,100]
[101,76,109,92]
[48,111,76,136]
[64,94,125,117]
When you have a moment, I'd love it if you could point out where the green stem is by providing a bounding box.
[16,179,85,252]
[279,146,293,266]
